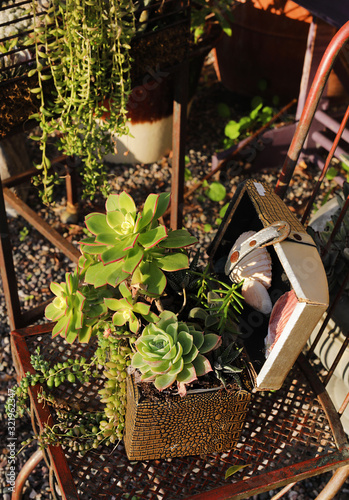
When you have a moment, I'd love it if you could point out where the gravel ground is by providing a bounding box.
[1,55,349,499]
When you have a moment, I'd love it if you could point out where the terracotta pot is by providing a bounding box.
[124,373,252,461]
[213,0,312,102]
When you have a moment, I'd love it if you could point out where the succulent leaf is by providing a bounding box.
[138,225,167,248]
[156,253,189,272]
[192,354,213,377]
[159,229,198,248]
[200,333,222,353]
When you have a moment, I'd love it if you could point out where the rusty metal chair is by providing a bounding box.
[9,17,349,500]
[0,157,81,332]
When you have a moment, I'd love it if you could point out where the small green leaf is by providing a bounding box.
[206,182,226,202]
[192,354,212,377]
[139,261,166,296]
[216,102,230,119]
[224,120,240,140]
[225,464,249,480]
[154,373,177,391]
[219,203,229,218]
[153,192,171,220]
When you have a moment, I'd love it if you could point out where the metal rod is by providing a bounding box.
[0,178,22,330]
[170,60,189,230]
[275,20,349,199]
[301,105,349,225]
[315,465,349,500]
[11,449,44,500]
[3,187,80,263]
[323,335,349,387]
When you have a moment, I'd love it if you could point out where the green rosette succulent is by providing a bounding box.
[45,270,112,344]
[80,191,197,296]
[104,282,159,334]
[131,311,222,395]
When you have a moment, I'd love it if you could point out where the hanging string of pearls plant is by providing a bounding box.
[28,0,135,203]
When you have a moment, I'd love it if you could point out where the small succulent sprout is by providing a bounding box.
[80,191,197,295]
[213,344,243,388]
[45,270,112,344]
[104,282,159,333]
[131,310,221,396]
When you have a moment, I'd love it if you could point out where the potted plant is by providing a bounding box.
[0,0,234,202]
[10,190,253,460]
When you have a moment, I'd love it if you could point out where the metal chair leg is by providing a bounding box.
[316,465,349,500]
[11,449,44,500]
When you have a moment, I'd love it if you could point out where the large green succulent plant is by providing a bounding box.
[131,310,222,395]
[80,191,197,296]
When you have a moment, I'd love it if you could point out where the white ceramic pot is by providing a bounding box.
[104,113,173,165]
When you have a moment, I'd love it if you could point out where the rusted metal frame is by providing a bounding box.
[323,194,349,256]
[323,335,349,387]
[11,328,80,500]
[0,179,22,331]
[1,155,68,190]
[295,17,318,121]
[11,449,44,500]
[3,187,80,263]
[297,353,349,450]
[301,105,349,225]
[19,299,53,328]
[64,158,79,215]
[315,465,349,500]
[275,20,349,200]
[170,59,189,230]
[185,449,349,500]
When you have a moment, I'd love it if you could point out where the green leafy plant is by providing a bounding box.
[19,226,29,241]
[2,0,235,203]
[26,0,136,203]
[191,0,235,42]
[221,96,274,149]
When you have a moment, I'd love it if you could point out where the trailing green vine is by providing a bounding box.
[9,324,135,453]
[28,0,135,203]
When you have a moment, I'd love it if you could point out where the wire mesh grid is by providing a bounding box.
[12,327,338,500]
[0,0,191,138]
[0,0,191,84]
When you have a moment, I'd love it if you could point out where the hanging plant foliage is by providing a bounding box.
[28,0,136,203]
